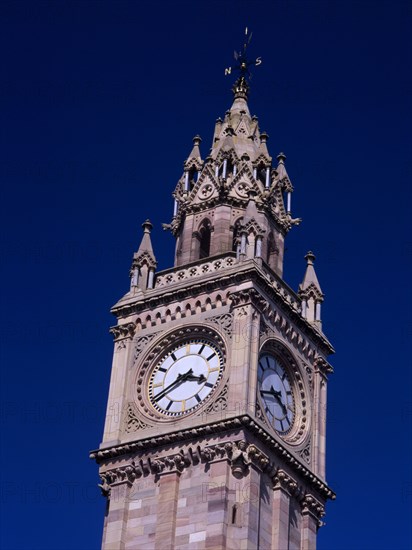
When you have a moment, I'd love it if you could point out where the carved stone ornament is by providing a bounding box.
[236,181,250,198]
[124,403,151,434]
[90,418,335,501]
[203,382,229,416]
[96,438,329,514]
[273,469,298,495]
[255,401,267,426]
[109,322,136,342]
[314,356,334,375]
[300,494,325,523]
[133,333,159,363]
[298,441,311,465]
[205,313,233,338]
[199,183,214,200]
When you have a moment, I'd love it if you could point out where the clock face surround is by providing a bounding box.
[258,353,295,435]
[148,339,224,417]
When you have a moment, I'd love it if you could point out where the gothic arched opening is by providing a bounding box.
[232,218,243,255]
[198,220,211,259]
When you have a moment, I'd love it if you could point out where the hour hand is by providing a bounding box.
[260,389,275,396]
[185,373,206,383]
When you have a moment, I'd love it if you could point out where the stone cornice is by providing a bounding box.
[110,257,333,355]
[109,322,136,341]
[90,414,335,501]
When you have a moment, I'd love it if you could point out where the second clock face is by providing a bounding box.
[258,353,295,434]
[148,340,223,416]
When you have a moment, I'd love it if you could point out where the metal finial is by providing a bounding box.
[224,28,262,94]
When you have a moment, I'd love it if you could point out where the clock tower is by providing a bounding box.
[91,53,335,550]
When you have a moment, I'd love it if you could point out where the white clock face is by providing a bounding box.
[258,353,295,434]
[148,340,223,416]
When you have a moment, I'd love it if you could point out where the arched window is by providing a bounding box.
[198,220,211,259]
[232,218,243,254]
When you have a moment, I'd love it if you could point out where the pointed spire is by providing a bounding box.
[229,78,251,118]
[188,135,202,161]
[258,131,270,158]
[136,219,155,260]
[299,251,324,328]
[300,251,322,294]
[184,135,203,171]
[276,152,289,181]
[131,220,157,292]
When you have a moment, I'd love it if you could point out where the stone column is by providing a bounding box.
[300,495,323,550]
[240,232,247,259]
[318,377,328,479]
[315,301,321,321]
[255,236,262,258]
[103,480,132,550]
[130,265,139,289]
[103,325,135,444]
[154,471,180,549]
[147,268,155,289]
[265,166,271,189]
[287,192,292,213]
[272,470,297,550]
[301,298,307,318]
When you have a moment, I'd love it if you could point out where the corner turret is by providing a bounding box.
[299,251,324,329]
[130,220,157,292]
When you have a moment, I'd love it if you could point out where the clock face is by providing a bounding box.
[258,353,295,434]
[148,339,223,416]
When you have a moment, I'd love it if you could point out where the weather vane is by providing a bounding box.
[224,27,262,80]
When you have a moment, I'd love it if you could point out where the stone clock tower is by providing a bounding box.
[90,69,335,549]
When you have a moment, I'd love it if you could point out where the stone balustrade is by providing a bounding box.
[154,253,237,288]
[154,253,301,313]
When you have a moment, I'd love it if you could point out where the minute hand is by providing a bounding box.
[154,370,192,402]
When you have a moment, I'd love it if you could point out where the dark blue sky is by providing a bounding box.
[1,1,411,549]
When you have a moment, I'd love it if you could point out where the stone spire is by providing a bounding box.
[299,251,324,328]
[184,135,203,168]
[130,220,157,292]
[165,41,299,276]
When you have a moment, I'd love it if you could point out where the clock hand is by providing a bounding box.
[263,386,288,417]
[185,373,206,383]
[260,390,276,396]
[154,369,205,402]
[154,371,190,402]
[270,386,288,416]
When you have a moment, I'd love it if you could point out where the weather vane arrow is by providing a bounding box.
[224,27,262,78]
